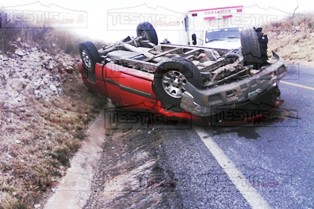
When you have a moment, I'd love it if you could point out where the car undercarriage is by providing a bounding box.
[79,22,287,118]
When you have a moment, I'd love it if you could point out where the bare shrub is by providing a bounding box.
[0,10,104,55]
[264,14,314,63]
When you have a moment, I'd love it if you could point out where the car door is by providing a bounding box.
[103,63,157,111]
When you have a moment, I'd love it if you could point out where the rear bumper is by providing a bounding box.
[180,59,287,116]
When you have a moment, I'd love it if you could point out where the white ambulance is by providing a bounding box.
[183,5,244,49]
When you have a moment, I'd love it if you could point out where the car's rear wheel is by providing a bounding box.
[136,22,158,46]
[153,57,202,111]
[79,41,101,76]
[240,28,261,67]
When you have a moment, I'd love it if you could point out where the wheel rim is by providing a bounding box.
[140,30,149,40]
[81,50,91,69]
[162,70,187,98]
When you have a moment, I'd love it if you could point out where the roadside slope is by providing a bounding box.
[264,14,314,65]
[0,11,105,209]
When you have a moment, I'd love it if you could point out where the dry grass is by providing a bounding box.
[0,10,106,209]
[264,14,314,65]
[0,74,105,209]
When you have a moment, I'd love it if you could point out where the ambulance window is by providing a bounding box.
[205,27,241,43]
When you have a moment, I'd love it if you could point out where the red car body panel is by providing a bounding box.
[79,63,197,120]
[79,63,283,125]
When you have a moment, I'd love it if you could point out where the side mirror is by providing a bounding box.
[191,34,197,45]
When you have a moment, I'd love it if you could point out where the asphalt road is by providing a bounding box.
[158,65,314,209]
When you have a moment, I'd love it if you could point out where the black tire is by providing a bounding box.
[79,41,101,74]
[136,22,158,46]
[153,57,202,111]
[240,28,261,66]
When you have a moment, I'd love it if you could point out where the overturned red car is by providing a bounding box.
[79,22,287,123]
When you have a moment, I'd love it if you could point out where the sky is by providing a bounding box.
[0,0,313,43]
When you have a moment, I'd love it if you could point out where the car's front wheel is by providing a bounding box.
[153,57,202,112]
[240,28,262,67]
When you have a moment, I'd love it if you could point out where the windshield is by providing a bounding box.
[205,28,241,43]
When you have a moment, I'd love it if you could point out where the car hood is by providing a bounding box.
[204,39,241,50]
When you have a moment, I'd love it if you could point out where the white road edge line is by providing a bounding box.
[194,126,272,209]
[281,80,314,91]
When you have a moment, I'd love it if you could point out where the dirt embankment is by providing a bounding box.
[0,39,105,208]
[264,14,314,65]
